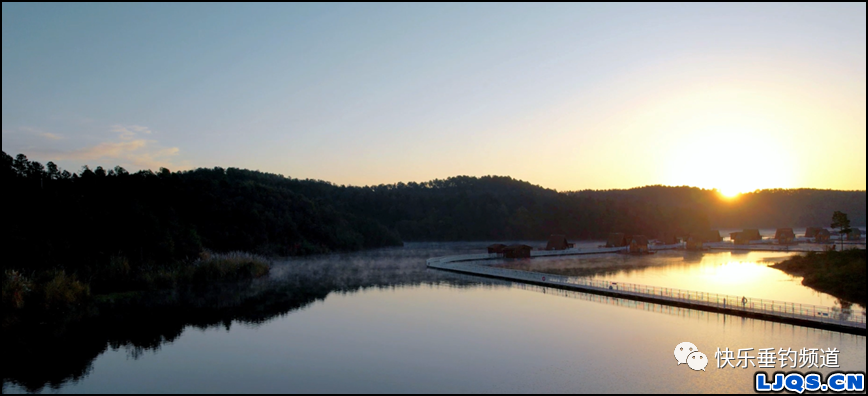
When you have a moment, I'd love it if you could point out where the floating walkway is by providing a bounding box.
[703,242,847,253]
[426,252,866,335]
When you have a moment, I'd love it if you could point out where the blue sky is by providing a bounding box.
[3,3,865,192]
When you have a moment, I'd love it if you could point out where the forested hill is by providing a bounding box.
[569,186,866,229]
[3,151,865,269]
[3,152,403,272]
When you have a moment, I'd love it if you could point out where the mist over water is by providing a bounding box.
[3,242,865,393]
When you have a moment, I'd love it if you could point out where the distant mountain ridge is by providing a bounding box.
[3,151,864,274]
[568,185,866,229]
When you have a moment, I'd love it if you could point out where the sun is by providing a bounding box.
[718,188,741,199]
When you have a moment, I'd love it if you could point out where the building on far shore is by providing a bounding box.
[804,227,824,238]
[606,233,629,248]
[686,235,704,250]
[741,229,762,242]
[847,229,863,241]
[775,228,795,244]
[503,244,532,258]
[487,243,507,254]
[733,232,752,245]
[687,230,723,243]
[815,229,831,242]
[701,230,722,242]
[545,234,574,250]
[628,235,649,253]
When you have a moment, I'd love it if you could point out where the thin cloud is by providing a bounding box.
[27,124,180,171]
[19,126,64,140]
[33,140,181,171]
[127,147,181,170]
[39,132,64,140]
[65,140,150,159]
[111,124,153,140]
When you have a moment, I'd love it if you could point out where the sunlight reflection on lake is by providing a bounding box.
[2,242,864,394]
[497,250,864,311]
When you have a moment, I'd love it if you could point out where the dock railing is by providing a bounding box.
[427,259,866,329]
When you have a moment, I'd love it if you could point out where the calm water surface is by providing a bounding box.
[497,249,864,310]
[3,242,865,393]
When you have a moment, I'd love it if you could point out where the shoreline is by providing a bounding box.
[770,249,867,307]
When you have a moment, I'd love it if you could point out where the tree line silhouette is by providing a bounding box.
[3,151,865,275]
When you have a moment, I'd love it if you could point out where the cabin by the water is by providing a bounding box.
[545,234,575,250]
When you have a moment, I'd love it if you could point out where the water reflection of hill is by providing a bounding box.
[2,244,492,393]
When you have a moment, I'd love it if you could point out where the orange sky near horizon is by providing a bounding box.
[3,4,865,193]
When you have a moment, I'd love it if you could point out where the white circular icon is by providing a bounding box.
[674,341,698,365]
[686,351,708,371]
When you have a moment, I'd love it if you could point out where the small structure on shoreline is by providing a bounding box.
[686,235,704,250]
[545,234,575,250]
[732,232,752,245]
[606,233,629,248]
[741,229,762,242]
[775,228,795,244]
[706,230,723,242]
[815,229,831,242]
[628,235,650,253]
[686,230,721,249]
[503,244,532,258]
[847,229,863,241]
[804,227,824,238]
[487,243,507,254]
[693,230,722,243]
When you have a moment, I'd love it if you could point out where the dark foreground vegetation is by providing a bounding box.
[5,150,401,323]
[0,246,460,392]
[771,249,867,307]
[2,276,321,392]
[2,251,270,328]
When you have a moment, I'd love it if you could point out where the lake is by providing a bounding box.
[3,242,865,393]
[494,249,864,311]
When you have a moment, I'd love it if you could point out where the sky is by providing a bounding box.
[2,3,866,194]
